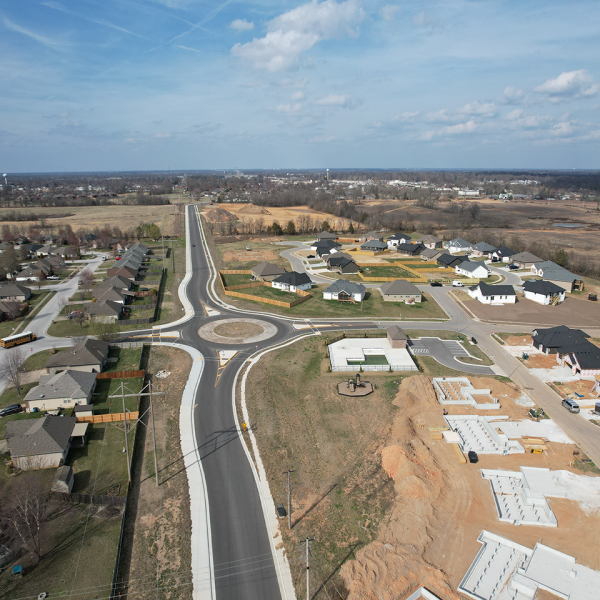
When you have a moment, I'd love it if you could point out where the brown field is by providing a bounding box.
[201,203,354,228]
[0,203,186,235]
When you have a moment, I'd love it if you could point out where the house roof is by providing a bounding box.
[84,299,122,317]
[420,248,444,259]
[6,415,76,458]
[380,279,422,295]
[523,279,565,295]
[511,251,543,264]
[323,279,365,295]
[568,342,600,370]
[251,261,286,277]
[387,232,411,241]
[315,231,337,240]
[471,282,515,296]
[326,252,353,264]
[397,243,425,254]
[313,239,340,249]
[494,246,516,257]
[97,275,131,290]
[386,325,408,340]
[361,240,387,250]
[533,261,583,282]
[416,235,442,244]
[532,325,589,350]
[0,283,31,298]
[458,260,489,274]
[447,238,471,247]
[45,338,109,369]
[471,242,496,252]
[92,286,127,302]
[24,370,97,402]
[272,271,312,287]
[437,253,465,266]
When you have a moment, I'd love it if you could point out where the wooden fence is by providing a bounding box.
[358,272,427,283]
[97,370,145,380]
[220,269,253,275]
[77,411,139,424]
[52,492,126,506]
[348,249,390,257]
[325,331,388,345]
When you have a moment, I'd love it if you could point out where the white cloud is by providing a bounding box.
[505,110,553,129]
[314,94,353,108]
[393,111,420,122]
[3,16,65,50]
[310,135,336,142]
[230,19,254,31]
[457,101,497,118]
[424,109,458,123]
[503,86,525,105]
[439,119,478,136]
[534,70,599,102]
[231,0,365,71]
[278,77,308,88]
[290,91,305,100]
[275,102,303,114]
[506,109,524,121]
[550,121,574,136]
[380,5,400,21]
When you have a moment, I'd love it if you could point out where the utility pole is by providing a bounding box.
[299,537,315,600]
[283,469,295,530]
[121,382,131,489]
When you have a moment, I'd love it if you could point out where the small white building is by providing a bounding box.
[386,233,412,249]
[271,271,313,292]
[455,261,489,279]
[468,282,516,304]
[523,280,565,305]
[445,238,471,253]
[322,280,366,302]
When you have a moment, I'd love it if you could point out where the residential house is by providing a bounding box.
[386,232,412,249]
[437,254,466,268]
[250,262,286,281]
[531,261,584,292]
[53,246,79,261]
[315,231,338,242]
[44,338,110,375]
[419,248,445,261]
[107,265,138,280]
[322,280,366,302]
[36,244,58,257]
[92,286,127,304]
[445,238,471,253]
[316,246,340,259]
[84,299,123,322]
[310,239,341,253]
[415,235,443,249]
[397,242,426,257]
[523,280,566,305]
[510,251,543,269]
[455,261,490,279]
[15,266,44,282]
[360,231,384,243]
[20,243,43,257]
[24,370,98,412]
[469,242,496,257]
[271,271,313,292]
[96,275,132,291]
[40,233,58,245]
[0,284,31,302]
[360,239,388,252]
[491,247,517,262]
[379,280,422,303]
[532,325,589,354]
[468,282,516,304]
[563,344,600,377]
[5,415,77,470]
[326,254,359,274]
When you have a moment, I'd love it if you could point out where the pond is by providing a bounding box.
[552,223,587,228]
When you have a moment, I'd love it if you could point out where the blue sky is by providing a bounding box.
[1,0,599,172]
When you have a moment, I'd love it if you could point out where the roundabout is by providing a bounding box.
[197,318,278,344]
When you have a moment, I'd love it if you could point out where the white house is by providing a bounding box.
[468,282,516,304]
[24,370,98,413]
[322,280,366,302]
[271,271,313,292]
[445,238,471,253]
[386,233,412,249]
[523,280,565,305]
[491,247,517,263]
[455,261,490,279]
[469,242,496,257]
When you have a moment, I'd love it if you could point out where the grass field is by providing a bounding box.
[221,272,255,286]
[360,265,416,278]
[0,291,53,338]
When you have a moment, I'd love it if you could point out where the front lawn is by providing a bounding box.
[23,349,54,371]
[360,265,416,278]
[222,273,255,287]
[0,291,54,338]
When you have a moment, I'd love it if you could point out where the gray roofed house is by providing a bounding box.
[511,251,543,268]
[361,231,384,242]
[437,253,465,268]
[397,242,426,256]
[531,261,583,292]
[326,254,359,274]
[5,415,77,470]
[92,286,127,304]
[322,279,366,302]
[445,238,471,252]
[24,370,98,413]
[360,239,388,251]
[272,271,313,292]
[96,275,132,291]
[380,279,423,303]
[45,338,110,375]
[468,281,516,304]
[415,235,443,249]
[0,283,31,302]
[470,242,496,256]
[311,239,341,252]
[523,279,566,305]
[455,260,490,278]
[315,231,338,241]
[84,299,123,322]
[420,248,445,261]
[250,261,286,281]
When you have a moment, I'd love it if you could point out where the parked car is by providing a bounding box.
[508,264,519,270]
[139,287,149,291]
[276,503,287,518]
[589,293,598,301]
[0,404,22,417]
[471,336,477,344]
[452,280,464,287]
[468,450,479,464]
[67,311,85,320]
[491,257,500,263]
[562,398,580,413]
[430,281,443,287]
[307,254,315,259]
[115,256,122,260]
[46,275,60,280]
[246,246,251,251]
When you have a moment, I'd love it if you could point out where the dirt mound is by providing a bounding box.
[341,375,463,600]
[236,204,270,215]
[206,207,236,222]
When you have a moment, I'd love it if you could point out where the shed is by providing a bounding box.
[51,465,74,493]
[73,404,94,417]
[387,326,408,349]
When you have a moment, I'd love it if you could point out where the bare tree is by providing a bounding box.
[4,301,22,321]
[78,268,94,294]
[73,311,87,328]
[0,346,27,395]
[468,203,481,220]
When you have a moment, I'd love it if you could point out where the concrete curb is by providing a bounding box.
[153,341,215,600]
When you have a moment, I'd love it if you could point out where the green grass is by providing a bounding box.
[405,329,463,340]
[348,355,389,366]
[456,343,495,366]
[237,284,298,301]
[221,273,255,286]
[23,349,54,371]
[104,347,143,372]
[60,302,83,314]
[70,291,93,301]
[360,265,416,278]
[92,377,144,414]
[0,291,54,338]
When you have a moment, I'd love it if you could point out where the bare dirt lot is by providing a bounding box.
[222,249,280,264]
[243,337,600,600]
[457,294,600,327]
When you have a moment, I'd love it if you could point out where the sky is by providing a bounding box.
[1,0,599,172]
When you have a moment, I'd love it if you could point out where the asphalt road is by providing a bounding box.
[408,338,496,375]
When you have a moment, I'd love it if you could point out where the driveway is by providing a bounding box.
[408,337,496,375]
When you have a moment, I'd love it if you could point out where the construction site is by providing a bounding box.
[243,335,600,600]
